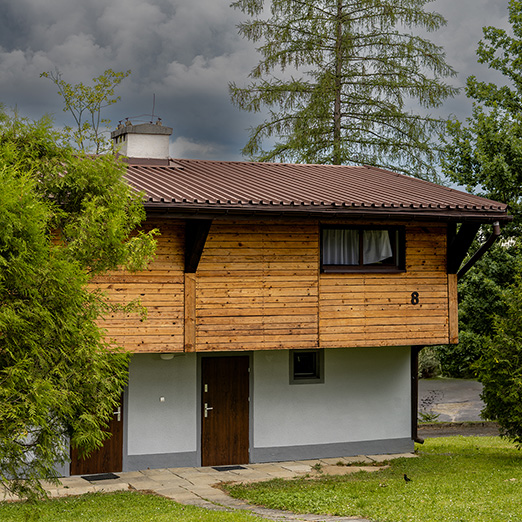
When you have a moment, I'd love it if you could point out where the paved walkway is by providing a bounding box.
[3,453,416,522]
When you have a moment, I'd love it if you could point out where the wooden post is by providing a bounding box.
[184,273,196,352]
[448,273,458,344]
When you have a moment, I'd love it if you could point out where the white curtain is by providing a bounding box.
[323,229,359,265]
[363,230,392,265]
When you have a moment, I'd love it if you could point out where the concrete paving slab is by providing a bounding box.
[339,456,373,465]
[126,477,165,490]
[153,486,201,500]
[250,463,292,473]
[91,483,129,494]
[55,477,91,488]
[265,470,300,479]
[280,463,313,473]
[319,457,349,466]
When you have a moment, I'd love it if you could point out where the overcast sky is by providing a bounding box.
[0,0,512,161]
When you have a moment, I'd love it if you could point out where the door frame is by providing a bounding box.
[197,353,253,466]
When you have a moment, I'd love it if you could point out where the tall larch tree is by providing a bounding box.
[230,0,458,179]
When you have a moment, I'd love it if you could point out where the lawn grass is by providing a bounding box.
[226,436,522,522]
[0,490,263,522]
[2,437,520,522]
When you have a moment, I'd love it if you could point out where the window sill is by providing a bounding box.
[321,266,406,274]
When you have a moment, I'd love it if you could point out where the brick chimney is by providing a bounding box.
[111,121,173,160]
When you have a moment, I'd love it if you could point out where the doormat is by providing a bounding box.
[212,465,247,471]
[81,473,120,482]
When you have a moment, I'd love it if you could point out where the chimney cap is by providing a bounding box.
[111,122,173,140]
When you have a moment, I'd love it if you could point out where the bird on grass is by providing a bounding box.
[403,474,412,483]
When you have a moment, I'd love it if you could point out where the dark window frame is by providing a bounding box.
[289,349,324,385]
[321,225,406,273]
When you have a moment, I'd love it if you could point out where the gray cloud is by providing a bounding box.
[0,0,513,160]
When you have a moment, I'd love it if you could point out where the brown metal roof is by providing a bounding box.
[124,158,510,223]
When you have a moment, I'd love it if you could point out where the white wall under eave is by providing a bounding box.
[127,353,197,456]
[253,346,411,448]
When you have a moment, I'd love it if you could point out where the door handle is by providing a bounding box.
[113,406,121,422]
[204,403,213,418]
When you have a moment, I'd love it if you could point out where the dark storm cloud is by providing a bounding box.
[0,0,514,160]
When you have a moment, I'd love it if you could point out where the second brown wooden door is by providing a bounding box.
[201,356,249,467]
[70,397,123,476]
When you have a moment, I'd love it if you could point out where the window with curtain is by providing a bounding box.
[321,226,404,272]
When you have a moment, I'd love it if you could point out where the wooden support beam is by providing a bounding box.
[448,273,459,344]
[184,273,196,352]
[185,219,212,273]
[447,223,480,274]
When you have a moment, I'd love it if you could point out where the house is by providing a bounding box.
[64,122,511,476]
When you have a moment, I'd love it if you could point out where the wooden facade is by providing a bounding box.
[94,217,458,353]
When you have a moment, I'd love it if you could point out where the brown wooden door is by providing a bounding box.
[70,397,124,476]
[201,356,249,467]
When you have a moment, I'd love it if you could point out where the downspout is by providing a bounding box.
[411,346,424,444]
[457,222,501,280]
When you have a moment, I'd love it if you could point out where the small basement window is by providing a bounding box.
[321,226,405,273]
[290,350,324,384]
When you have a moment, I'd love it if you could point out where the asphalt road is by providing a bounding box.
[418,378,500,438]
[419,378,484,422]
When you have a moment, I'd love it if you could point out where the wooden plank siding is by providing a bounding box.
[319,224,452,348]
[92,220,186,353]
[92,219,456,353]
[195,222,319,351]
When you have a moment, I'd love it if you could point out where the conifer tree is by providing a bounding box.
[230,0,457,179]
[0,110,157,498]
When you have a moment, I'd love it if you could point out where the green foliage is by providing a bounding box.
[227,437,522,522]
[230,0,458,178]
[0,109,156,499]
[477,270,522,446]
[436,241,518,378]
[41,69,131,154]
[442,0,522,234]
[418,347,441,379]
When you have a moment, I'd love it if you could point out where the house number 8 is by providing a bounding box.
[411,292,419,305]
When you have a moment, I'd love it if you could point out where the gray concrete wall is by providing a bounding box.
[122,346,412,471]
[126,353,197,457]
[252,347,411,449]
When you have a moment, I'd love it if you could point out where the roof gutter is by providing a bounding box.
[457,222,502,280]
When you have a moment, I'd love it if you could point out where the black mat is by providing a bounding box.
[212,465,247,471]
[81,473,120,481]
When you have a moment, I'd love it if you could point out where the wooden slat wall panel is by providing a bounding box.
[319,223,451,348]
[92,220,186,353]
[93,218,455,354]
[196,222,319,351]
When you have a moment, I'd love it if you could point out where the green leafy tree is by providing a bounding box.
[440,3,522,442]
[442,0,522,234]
[0,109,156,499]
[229,0,458,178]
[41,69,131,154]
[436,241,517,378]
[477,265,522,445]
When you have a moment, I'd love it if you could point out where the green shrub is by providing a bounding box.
[418,347,441,378]
[477,275,522,445]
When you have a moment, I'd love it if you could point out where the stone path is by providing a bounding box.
[2,453,416,521]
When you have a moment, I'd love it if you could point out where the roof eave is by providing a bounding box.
[143,202,512,224]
